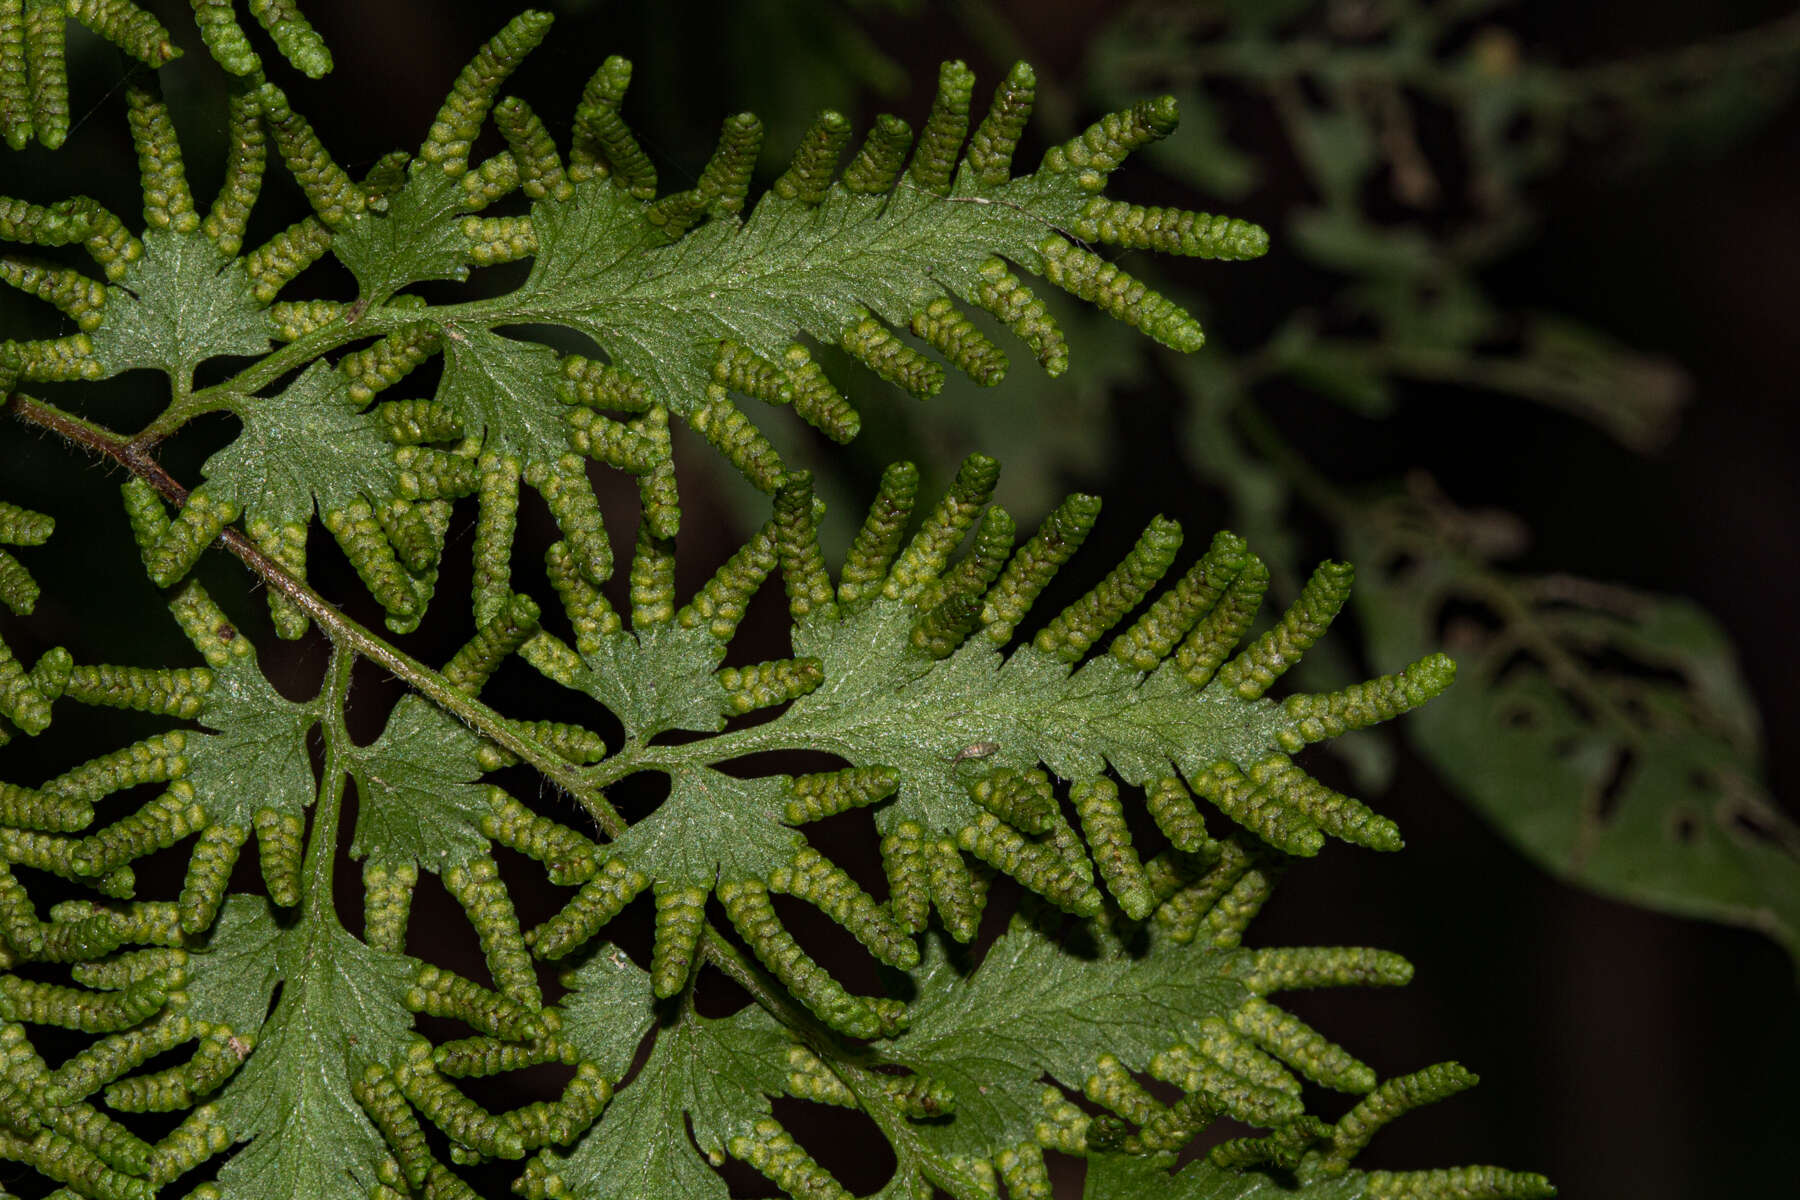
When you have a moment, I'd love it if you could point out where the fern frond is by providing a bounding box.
[0,23,1560,1200]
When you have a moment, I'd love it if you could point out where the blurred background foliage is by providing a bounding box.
[2,0,1798,1196]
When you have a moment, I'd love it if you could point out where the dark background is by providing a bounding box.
[1,1,1796,1197]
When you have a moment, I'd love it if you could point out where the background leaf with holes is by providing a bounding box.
[1352,493,1800,971]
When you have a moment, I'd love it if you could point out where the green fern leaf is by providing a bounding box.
[499,463,1452,1046]
[530,947,820,1200]
[1,14,1264,641]
[178,898,420,1200]
[345,695,493,877]
[87,230,269,380]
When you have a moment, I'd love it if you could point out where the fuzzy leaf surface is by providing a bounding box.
[89,229,272,379]
[184,897,417,1200]
[332,170,478,301]
[436,328,594,467]
[888,915,1250,1158]
[506,175,1093,420]
[197,362,407,533]
[182,640,318,826]
[598,597,1289,836]
[347,694,492,873]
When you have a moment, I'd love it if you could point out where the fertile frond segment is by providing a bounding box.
[253,807,304,907]
[839,462,918,609]
[418,9,553,178]
[204,91,266,257]
[1219,560,1355,699]
[719,879,899,1039]
[528,859,650,960]
[483,790,601,885]
[0,256,107,331]
[774,110,852,205]
[967,61,1036,186]
[22,2,68,149]
[649,885,705,999]
[1111,530,1250,670]
[126,84,196,234]
[570,55,654,196]
[1075,198,1270,260]
[1035,515,1183,662]
[1363,1166,1557,1199]
[909,60,975,195]
[70,2,178,70]
[258,83,365,228]
[5,0,182,149]
[191,0,332,78]
[844,114,913,195]
[363,862,418,954]
[495,96,572,202]
[443,854,540,1010]
[1039,236,1205,351]
[0,497,50,620]
[648,112,762,236]
[783,766,900,825]
[1277,654,1456,750]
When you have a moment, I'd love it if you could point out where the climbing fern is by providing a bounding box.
[0,7,1554,1200]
